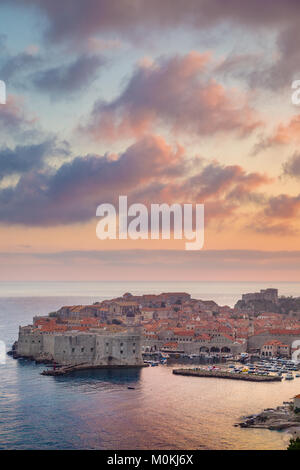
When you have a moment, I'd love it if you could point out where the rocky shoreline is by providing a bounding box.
[236,402,300,433]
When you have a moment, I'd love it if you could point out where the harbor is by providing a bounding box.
[173,367,282,382]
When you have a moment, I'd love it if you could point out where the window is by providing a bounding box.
[120,350,123,354]
[133,349,136,354]
[81,347,84,352]
[91,348,94,352]
[72,348,75,353]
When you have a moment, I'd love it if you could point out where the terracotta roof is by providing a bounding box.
[172,329,194,336]
[162,342,178,349]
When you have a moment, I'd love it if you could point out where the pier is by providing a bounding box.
[172,368,282,382]
[41,362,149,376]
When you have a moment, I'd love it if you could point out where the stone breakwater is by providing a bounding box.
[41,362,149,376]
[237,402,300,432]
[172,368,282,382]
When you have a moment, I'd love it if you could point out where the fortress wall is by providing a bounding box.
[52,334,96,365]
[16,328,144,366]
[17,329,43,357]
[94,334,143,366]
[42,334,56,357]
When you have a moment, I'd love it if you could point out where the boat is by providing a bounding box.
[150,362,159,367]
[285,373,294,380]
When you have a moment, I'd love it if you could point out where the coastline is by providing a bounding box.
[237,401,300,436]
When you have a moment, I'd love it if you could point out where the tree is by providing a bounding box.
[287,437,300,450]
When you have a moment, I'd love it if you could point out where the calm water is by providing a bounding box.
[1,281,300,450]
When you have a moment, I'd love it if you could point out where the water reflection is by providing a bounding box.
[54,368,141,391]
[1,294,299,450]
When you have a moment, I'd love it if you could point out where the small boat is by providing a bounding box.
[285,373,294,380]
[150,362,159,367]
[127,386,135,390]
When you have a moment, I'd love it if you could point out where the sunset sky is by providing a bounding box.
[1,1,300,281]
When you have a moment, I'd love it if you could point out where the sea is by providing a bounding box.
[1,281,300,450]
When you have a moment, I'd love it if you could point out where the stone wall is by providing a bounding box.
[142,338,245,355]
[248,333,300,350]
[16,327,144,366]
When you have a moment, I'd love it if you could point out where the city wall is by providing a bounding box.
[16,327,144,366]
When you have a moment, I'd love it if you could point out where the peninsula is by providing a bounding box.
[10,288,300,373]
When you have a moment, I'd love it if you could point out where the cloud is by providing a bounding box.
[254,23,300,90]
[0,134,270,226]
[6,1,300,90]
[2,249,300,282]
[187,162,270,200]
[0,135,184,225]
[0,50,42,82]
[247,222,298,236]
[264,194,300,219]
[9,1,300,43]
[0,139,70,182]
[81,52,262,141]
[282,152,300,178]
[0,94,35,133]
[7,1,300,88]
[244,190,300,235]
[251,115,300,155]
[32,54,106,97]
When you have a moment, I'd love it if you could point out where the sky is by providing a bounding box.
[1,0,300,281]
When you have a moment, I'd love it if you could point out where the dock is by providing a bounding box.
[172,368,282,382]
[41,362,149,376]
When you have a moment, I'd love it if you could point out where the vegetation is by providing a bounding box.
[234,295,300,315]
[287,437,300,450]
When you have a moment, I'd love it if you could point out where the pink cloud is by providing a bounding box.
[80,52,262,141]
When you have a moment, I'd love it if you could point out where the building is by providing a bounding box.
[108,301,140,316]
[260,340,290,358]
[242,288,278,305]
[16,326,144,367]
[293,394,300,411]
